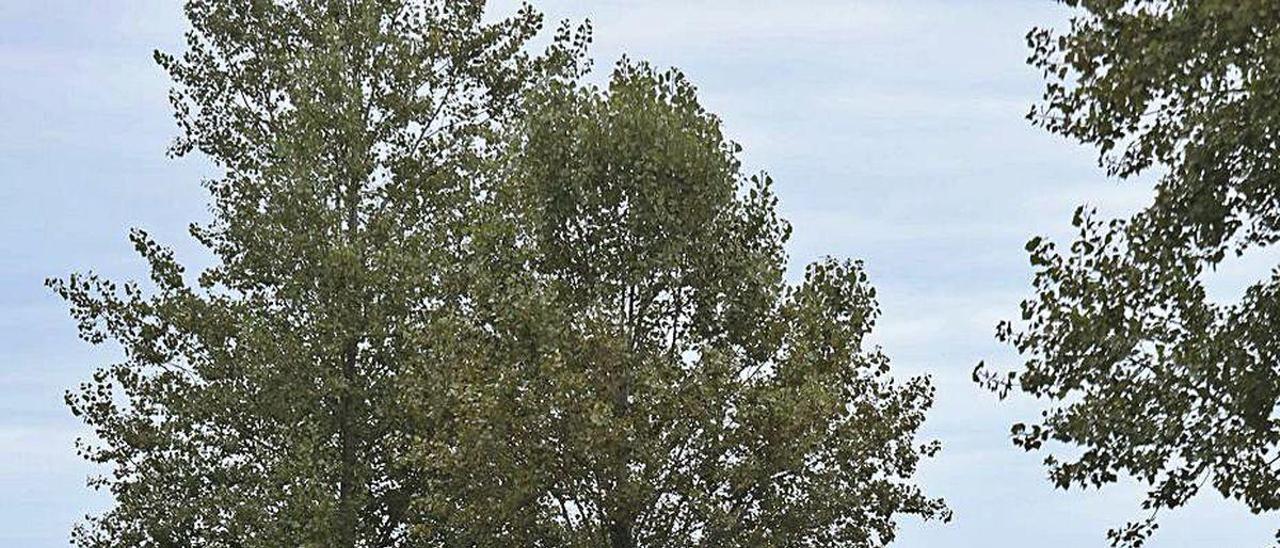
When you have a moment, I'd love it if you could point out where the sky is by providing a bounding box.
[1,1,1276,546]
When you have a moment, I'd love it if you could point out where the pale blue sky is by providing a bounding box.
[1,1,1275,546]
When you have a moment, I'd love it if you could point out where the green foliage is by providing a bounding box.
[53,1,944,547]
[399,61,950,547]
[979,1,1280,545]
[51,1,585,545]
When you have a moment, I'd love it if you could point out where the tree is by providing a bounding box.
[52,1,584,545]
[977,1,1280,545]
[397,61,950,547]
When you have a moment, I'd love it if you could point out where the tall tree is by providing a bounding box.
[399,61,950,547]
[52,1,583,545]
[978,1,1280,545]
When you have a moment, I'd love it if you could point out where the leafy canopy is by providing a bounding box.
[53,1,945,547]
[53,1,584,545]
[400,60,950,547]
[978,1,1280,545]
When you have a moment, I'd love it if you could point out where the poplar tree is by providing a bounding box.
[400,61,950,547]
[52,1,582,545]
[978,1,1280,545]
[57,2,945,547]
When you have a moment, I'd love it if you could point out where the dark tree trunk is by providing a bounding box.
[337,178,362,548]
[337,340,358,548]
[609,517,636,548]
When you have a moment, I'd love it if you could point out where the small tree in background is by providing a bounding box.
[979,1,1280,545]
[400,61,950,547]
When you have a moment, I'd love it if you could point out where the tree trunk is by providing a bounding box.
[337,178,362,547]
[609,517,635,548]
[609,288,637,548]
[337,340,358,548]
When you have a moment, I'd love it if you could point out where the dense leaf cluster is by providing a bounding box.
[51,1,946,547]
[401,63,949,546]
